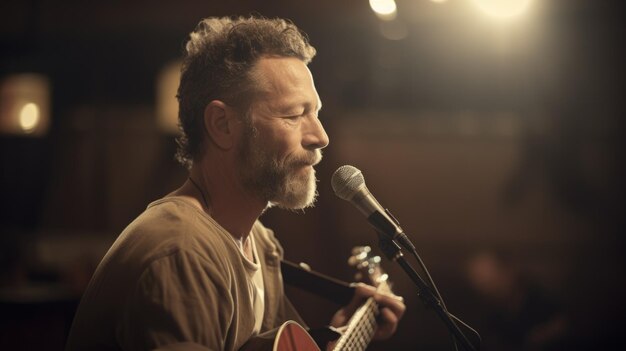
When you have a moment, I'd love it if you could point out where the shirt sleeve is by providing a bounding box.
[116,250,234,351]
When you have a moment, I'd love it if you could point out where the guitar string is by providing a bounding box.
[353,302,376,347]
[345,292,382,347]
[335,298,378,351]
[335,266,393,350]
[335,280,391,351]
[335,304,364,351]
[351,302,377,350]
[341,302,371,350]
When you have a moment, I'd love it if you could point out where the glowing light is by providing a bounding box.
[19,103,40,132]
[369,0,398,21]
[471,0,533,19]
[0,74,50,136]
[156,61,182,134]
[430,0,448,3]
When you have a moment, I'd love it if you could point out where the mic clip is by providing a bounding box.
[384,208,401,226]
[381,208,417,253]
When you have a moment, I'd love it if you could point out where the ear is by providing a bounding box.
[203,100,240,150]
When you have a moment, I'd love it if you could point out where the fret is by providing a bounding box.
[331,247,393,351]
[332,281,389,351]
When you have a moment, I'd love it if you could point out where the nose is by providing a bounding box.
[302,115,330,150]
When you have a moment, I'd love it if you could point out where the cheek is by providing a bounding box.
[259,126,302,159]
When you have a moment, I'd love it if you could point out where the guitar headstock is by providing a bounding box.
[348,246,392,293]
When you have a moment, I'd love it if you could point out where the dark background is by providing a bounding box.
[1,0,624,350]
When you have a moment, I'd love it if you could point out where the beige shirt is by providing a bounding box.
[66,197,305,351]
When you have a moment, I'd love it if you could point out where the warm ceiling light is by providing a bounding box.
[369,0,398,21]
[471,0,533,19]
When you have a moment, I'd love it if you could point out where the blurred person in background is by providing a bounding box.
[466,251,568,351]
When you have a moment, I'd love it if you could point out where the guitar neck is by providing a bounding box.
[331,282,391,351]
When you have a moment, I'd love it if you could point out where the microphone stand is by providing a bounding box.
[377,234,480,351]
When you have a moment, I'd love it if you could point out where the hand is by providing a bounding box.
[329,283,405,341]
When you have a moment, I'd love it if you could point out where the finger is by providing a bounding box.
[379,306,399,326]
[373,293,406,319]
[332,284,374,324]
[345,283,376,311]
[350,282,377,298]
[374,307,399,340]
[353,283,406,319]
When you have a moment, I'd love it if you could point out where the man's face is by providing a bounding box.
[237,56,329,210]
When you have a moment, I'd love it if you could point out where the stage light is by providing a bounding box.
[470,0,533,19]
[0,73,50,136]
[369,0,398,21]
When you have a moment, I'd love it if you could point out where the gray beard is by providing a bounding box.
[237,124,320,210]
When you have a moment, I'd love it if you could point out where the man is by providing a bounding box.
[66,16,404,351]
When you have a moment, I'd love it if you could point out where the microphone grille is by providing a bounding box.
[331,165,365,200]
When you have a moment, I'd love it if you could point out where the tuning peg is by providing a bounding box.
[348,256,366,268]
[369,256,381,264]
[351,246,371,256]
[349,246,372,266]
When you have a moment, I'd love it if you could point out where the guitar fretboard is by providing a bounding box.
[332,282,391,351]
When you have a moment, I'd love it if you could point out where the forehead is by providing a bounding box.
[250,56,321,110]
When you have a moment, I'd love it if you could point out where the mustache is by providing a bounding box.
[286,149,323,168]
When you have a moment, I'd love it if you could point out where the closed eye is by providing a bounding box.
[282,113,305,122]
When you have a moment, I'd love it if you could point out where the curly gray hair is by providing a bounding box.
[176,16,317,169]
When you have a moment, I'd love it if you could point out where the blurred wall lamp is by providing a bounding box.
[369,0,398,21]
[156,60,182,135]
[0,73,50,137]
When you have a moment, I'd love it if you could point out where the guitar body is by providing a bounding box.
[275,322,321,351]
[242,247,390,351]
[240,320,321,351]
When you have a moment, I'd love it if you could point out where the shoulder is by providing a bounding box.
[123,197,199,244]
[108,197,237,272]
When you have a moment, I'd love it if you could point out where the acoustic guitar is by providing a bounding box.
[241,246,393,351]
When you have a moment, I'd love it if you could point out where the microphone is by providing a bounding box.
[331,165,416,252]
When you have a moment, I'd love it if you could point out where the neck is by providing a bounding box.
[180,159,266,242]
